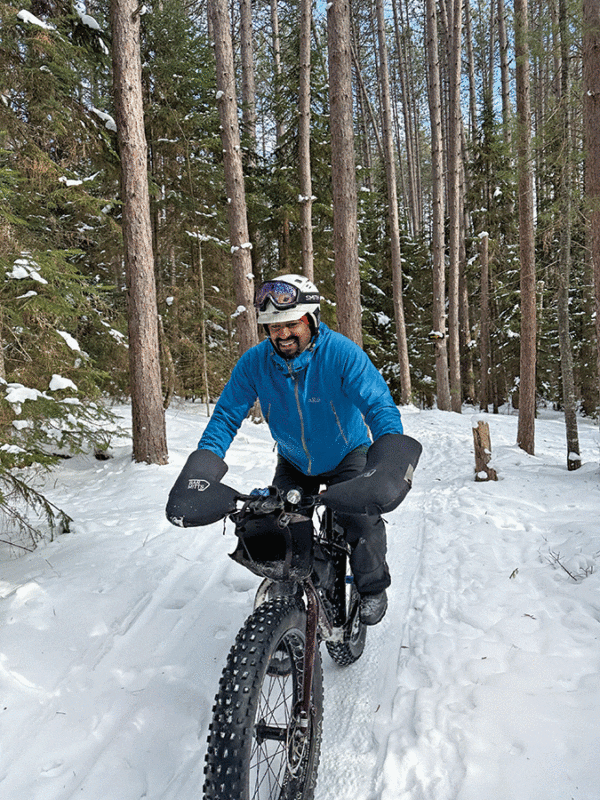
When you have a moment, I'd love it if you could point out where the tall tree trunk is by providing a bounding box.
[209,0,258,356]
[583,0,600,416]
[426,0,451,410]
[240,0,264,281]
[197,238,211,416]
[240,0,257,145]
[497,0,512,142]
[464,0,477,139]
[0,307,6,381]
[327,0,362,346]
[375,0,411,404]
[270,0,285,145]
[270,0,290,274]
[479,231,491,410]
[446,0,463,412]
[460,193,475,403]
[392,0,419,235]
[555,0,580,470]
[298,0,314,281]
[515,0,537,454]
[351,43,384,163]
[110,0,168,465]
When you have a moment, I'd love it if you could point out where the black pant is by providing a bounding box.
[272,448,391,595]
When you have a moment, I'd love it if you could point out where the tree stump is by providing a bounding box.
[472,419,498,481]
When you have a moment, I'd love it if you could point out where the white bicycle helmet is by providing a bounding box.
[254,274,321,330]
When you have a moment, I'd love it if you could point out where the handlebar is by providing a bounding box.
[234,487,318,518]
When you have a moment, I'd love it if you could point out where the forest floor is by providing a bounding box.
[1,402,599,799]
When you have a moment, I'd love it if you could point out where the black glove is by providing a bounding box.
[166,449,239,527]
[320,433,422,515]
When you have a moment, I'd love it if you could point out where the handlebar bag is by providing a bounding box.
[230,511,314,580]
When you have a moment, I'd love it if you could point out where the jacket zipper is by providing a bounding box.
[289,365,312,474]
[330,401,349,444]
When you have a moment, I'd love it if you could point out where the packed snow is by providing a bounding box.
[1,402,599,799]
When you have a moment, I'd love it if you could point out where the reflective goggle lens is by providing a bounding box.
[254,280,300,310]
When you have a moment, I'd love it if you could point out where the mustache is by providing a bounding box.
[274,336,299,356]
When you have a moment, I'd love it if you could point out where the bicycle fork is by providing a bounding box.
[300,582,331,720]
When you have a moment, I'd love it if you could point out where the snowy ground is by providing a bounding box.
[1,402,599,800]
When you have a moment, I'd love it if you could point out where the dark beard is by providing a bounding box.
[273,337,300,360]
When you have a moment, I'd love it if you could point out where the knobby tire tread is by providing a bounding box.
[324,582,367,666]
[203,597,323,800]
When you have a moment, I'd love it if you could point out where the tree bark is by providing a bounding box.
[464,0,477,139]
[479,232,491,411]
[298,0,314,281]
[515,0,536,455]
[583,0,600,416]
[209,0,258,356]
[473,420,498,481]
[351,43,384,164]
[110,0,168,465]
[375,0,411,404]
[555,0,580,470]
[327,0,362,346]
[240,0,257,145]
[497,0,512,142]
[445,0,463,412]
[426,0,451,410]
[392,0,420,235]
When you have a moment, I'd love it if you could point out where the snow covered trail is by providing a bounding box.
[377,408,600,800]
[1,403,599,800]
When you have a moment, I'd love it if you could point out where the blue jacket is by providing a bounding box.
[198,322,403,476]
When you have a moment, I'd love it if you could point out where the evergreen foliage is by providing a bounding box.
[0,0,597,547]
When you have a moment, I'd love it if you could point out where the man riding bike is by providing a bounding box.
[167,274,417,626]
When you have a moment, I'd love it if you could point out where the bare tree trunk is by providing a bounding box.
[460,164,475,404]
[240,0,265,283]
[555,0,580,470]
[392,0,419,235]
[209,0,258,356]
[375,0,411,404]
[327,0,362,346]
[426,0,451,411]
[270,0,284,145]
[197,239,211,416]
[583,0,600,417]
[497,0,512,142]
[351,44,384,163]
[0,307,6,381]
[298,0,314,281]
[110,0,168,465]
[355,67,375,188]
[446,0,463,412]
[515,0,537,454]
[270,0,290,275]
[479,231,491,410]
[240,0,257,144]
[464,0,477,139]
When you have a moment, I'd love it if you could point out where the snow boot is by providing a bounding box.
[359,590,388,626]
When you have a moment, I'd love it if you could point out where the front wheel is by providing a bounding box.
[203,598,323,800]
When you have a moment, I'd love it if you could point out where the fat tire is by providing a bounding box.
[325,582,367,666]
[203,597,323,800]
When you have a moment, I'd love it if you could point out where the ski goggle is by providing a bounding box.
[254,280,320,311]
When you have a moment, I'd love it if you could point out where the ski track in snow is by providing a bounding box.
[1,403,599,800]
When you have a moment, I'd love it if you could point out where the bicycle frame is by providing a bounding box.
[231,491,346,718]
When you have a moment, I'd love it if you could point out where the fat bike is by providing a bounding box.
[202,488,367,800]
